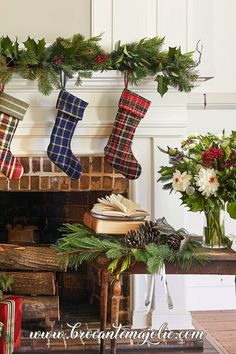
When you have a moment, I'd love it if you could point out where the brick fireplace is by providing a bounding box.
[3,72,197,331]
[0,155,128,192]
[0,154,130,330]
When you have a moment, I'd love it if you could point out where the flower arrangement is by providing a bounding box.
[158,131,236,248]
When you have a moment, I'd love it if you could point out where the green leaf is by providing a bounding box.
[132,249,149,263]
[224,145,231,159]
[181,194,204,212]
[115,52,124,64]
[123,45,132,58]
[163,182,173,190]
[231,131,236,140]
[171,71,179,77]
[157,146,169,154]
[155,75,169,97]
[38,38,46,59]
[114,40,121,51]
[227,201,236,219]
[168,47,177,59]
[119,256,130,273]
[108,258,120,272]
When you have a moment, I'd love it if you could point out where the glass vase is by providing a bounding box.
[203,203,228,249]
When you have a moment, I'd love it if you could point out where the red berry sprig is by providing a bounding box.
[202,147,224,161]
[54,57,62,65]
[95,53,109,64]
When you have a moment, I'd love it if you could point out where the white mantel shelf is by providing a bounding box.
[5,71,206,93]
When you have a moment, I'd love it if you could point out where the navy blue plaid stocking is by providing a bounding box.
[47,90,88,179]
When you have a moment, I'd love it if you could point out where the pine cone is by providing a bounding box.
[125,220,160,249]
[167,233,183,250]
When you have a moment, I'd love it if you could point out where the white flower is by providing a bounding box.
[195,168,219,197]
[185,143,197,150]
[187,132,199,139]
[172,170,192,192]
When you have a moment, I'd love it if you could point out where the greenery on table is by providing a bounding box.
[0,34,199,96]
[55,222,208,277]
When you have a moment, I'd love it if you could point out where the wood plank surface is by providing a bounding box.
[192,310,236,354]
[6,271,56,295]
[0,244,63,271]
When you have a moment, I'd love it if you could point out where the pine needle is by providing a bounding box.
[55,223,209,275]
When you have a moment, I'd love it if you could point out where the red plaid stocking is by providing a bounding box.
[0,93,29,180]
[104,89,151,179]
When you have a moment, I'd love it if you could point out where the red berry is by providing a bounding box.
[54,57,62,65]
[202,147,224,161]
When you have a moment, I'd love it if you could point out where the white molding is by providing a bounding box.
[91,0,113,50]
[152,313,194,330]
[3,72,187,94]
[15,125,187,137]
[4,72,207,95]
[188,92,236,110]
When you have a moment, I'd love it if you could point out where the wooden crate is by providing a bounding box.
[22,296,60,329]
[6,271,56,296]
[7,225,39,244]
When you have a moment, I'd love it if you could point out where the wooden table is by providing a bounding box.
[97,249,236,354]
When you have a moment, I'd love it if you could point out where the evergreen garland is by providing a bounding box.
[0,34,199,96]
[55,223,209,278]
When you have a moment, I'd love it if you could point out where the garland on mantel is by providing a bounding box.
[0,34,200,96]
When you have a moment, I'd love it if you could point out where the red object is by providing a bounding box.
[0,302,9,354]
[95,53,109,64]
[202,147,224,161]
[0,296,23,353]
[104,88,151,179]
[54,57,62,65]
[0,114,24,179]
[6,296,23,350]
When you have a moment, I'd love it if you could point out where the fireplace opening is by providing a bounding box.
[0,191,112,244]
[0,190,130,332]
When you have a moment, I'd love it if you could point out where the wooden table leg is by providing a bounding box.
[110,279,121,354]
[100,269,109,354]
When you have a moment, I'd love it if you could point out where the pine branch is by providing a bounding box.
[55,223,209,276]
[0,34,199,95]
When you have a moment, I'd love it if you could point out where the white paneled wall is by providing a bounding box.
[157,0,187,50]
[0,0,91,42]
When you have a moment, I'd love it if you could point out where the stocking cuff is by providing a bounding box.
[0,92,29,120]
[119,89,151,118]
[56,90,88,119]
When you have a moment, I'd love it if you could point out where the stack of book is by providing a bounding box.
[84,194,149,234]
